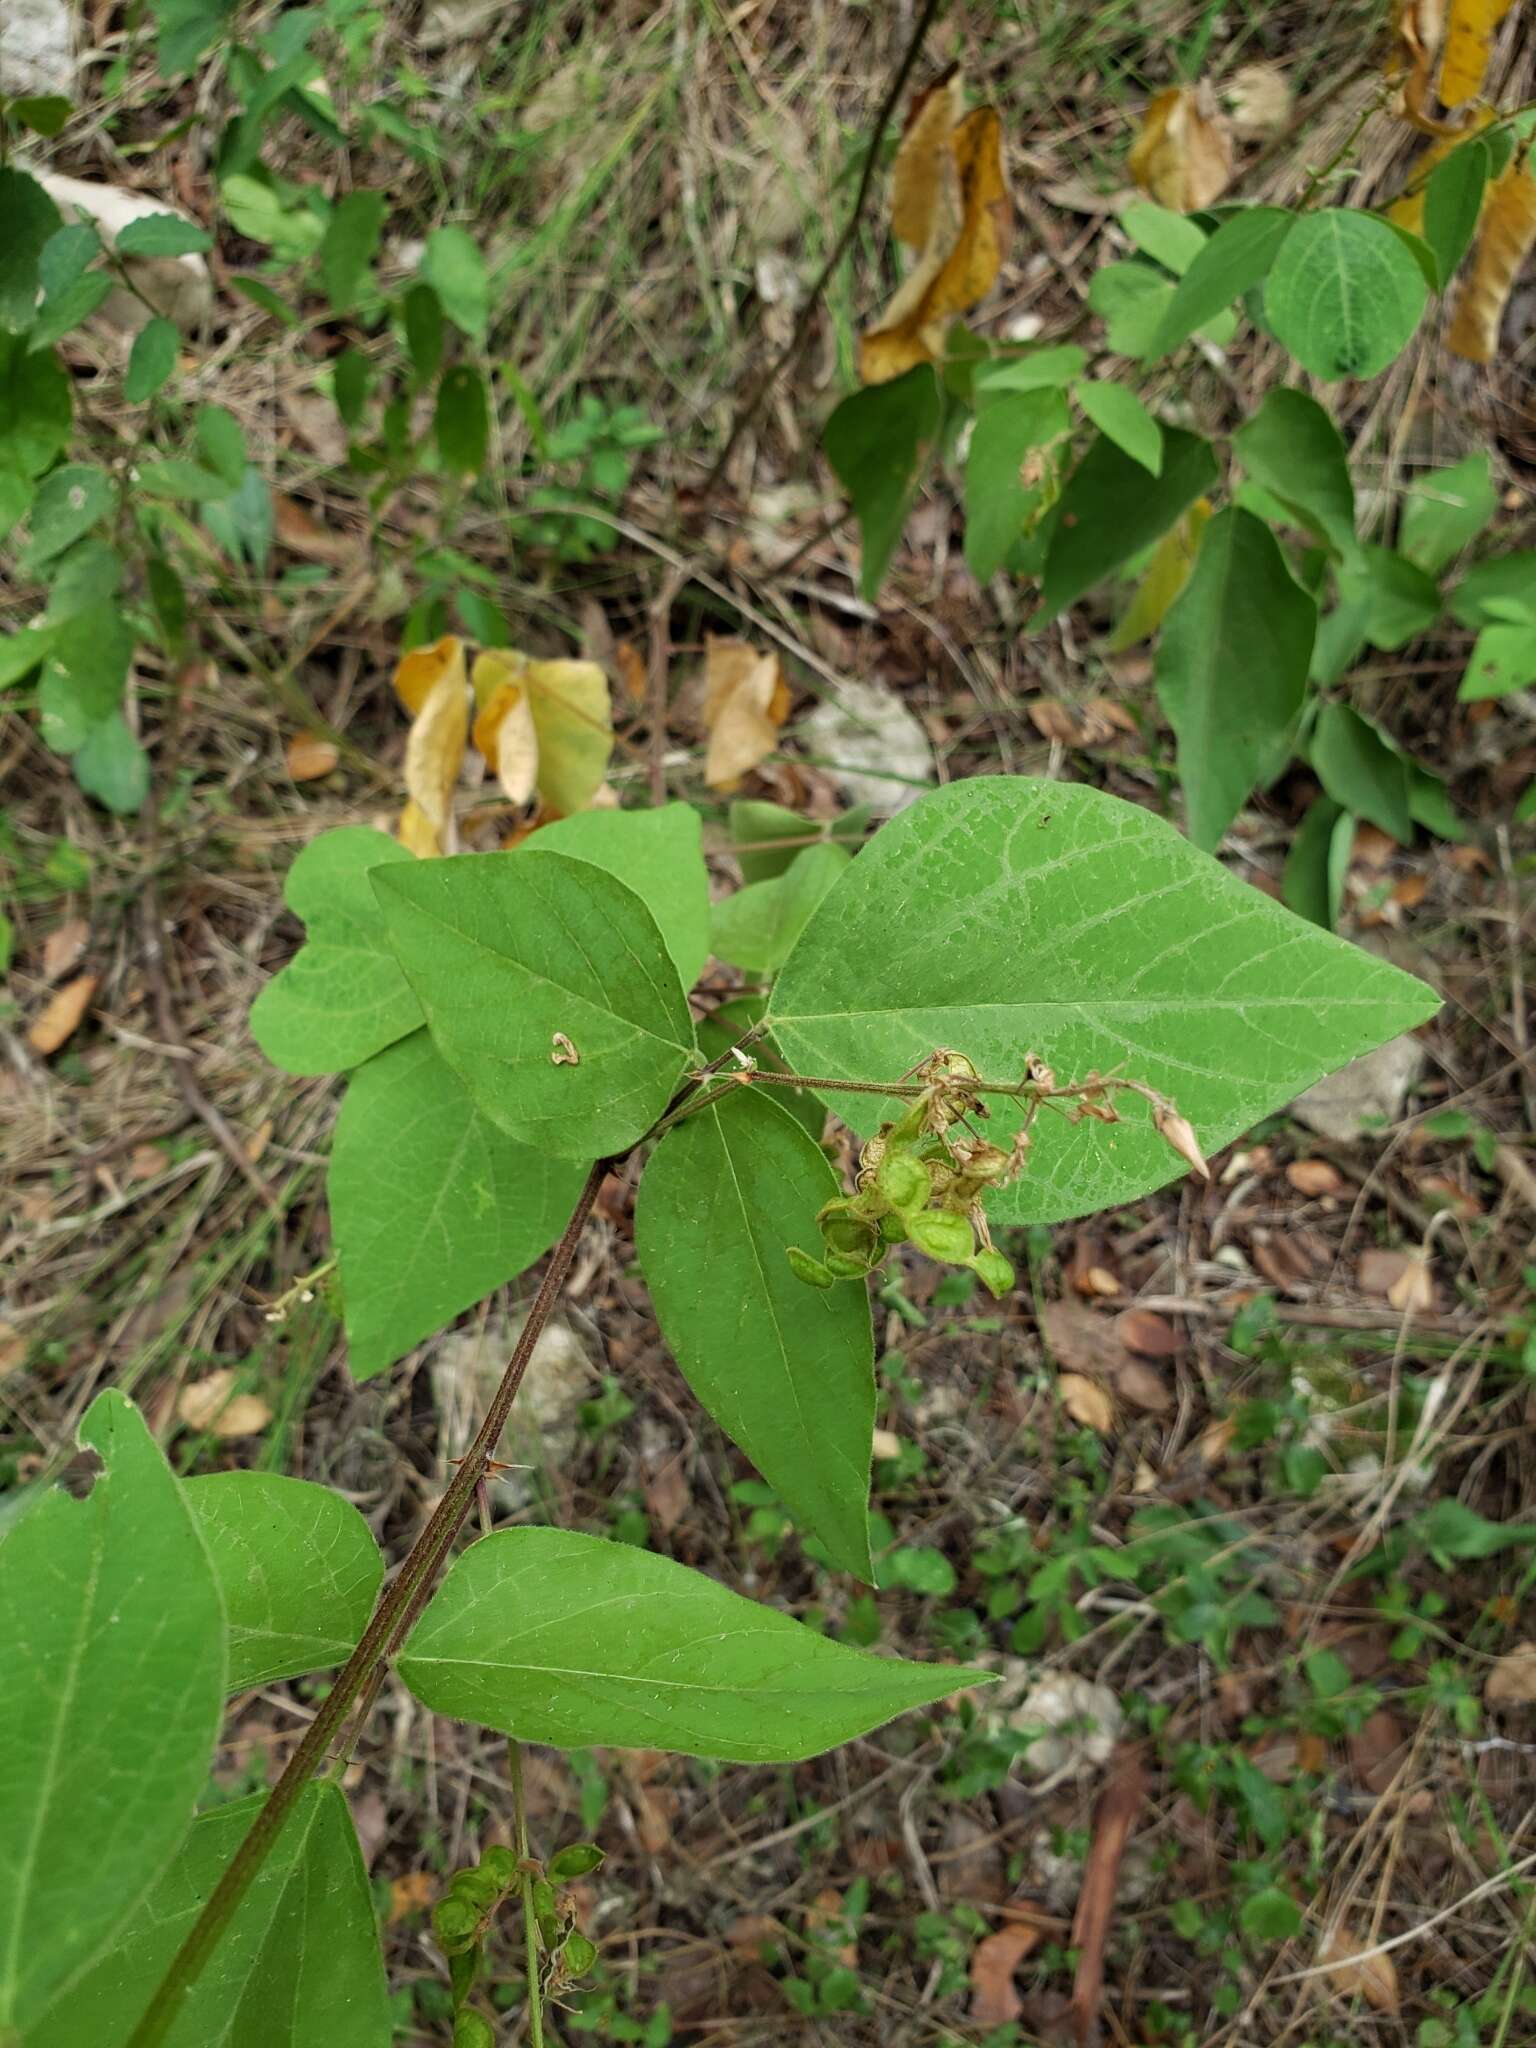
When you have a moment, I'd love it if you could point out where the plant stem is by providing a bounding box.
[697,0,945,496]
[509,1742,545,2048]
[123,1158,608,2048]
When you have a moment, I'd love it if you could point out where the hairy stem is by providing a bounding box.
[698,0,945,496]
[124,1159,608,2048]
[509,1742,545,2048]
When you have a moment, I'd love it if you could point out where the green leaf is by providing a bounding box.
[1154,507,1316,851]
[333,345,372,426]
[30,1784,389,2048]
[1088,259,1173,357]
[373,849,694,1158]
[73,712,150,813]
[530,802,711,989]
[115,212,213,258]
[23,462,112,569]
[1037,427,1219,621]
[1423,137,1489,288]
[434,362,489,477]
[0,336,72,474]
[11,95,72,137]
[403,282,444,382]
[196,402,246,488]
[1283,795,1351,930]
[249,827,424,1075]
[696,995,824,1142]
[0,168,62,331]
[218,172,323,259]
[38,222,99,297]
[134,457,234,501]
[202,462,273,572]
[319,188,385,316]
[399,1526,986,1761]
[729,797,815,883]
[183,1470,383,1687]
[421,224,489,340]
[1450,551,1536,629]
[710,842,851,974]
[0,619,53,690]
[767,778,1437,1224]
[963,386,1069,582]
[1119,200,1207,274]
[1149,206,1294,356]
[1239,1887,1303,1942]
[1232,388,1357,557]
[636,1087,875,1579]
[1309,702,1413,842]
[1458,621,1536,701]
[151,0,236,75]
[1407,760,1465,841]
[230,272,300,326]
[46,537,121,618]
[26,270,112,351]
[36,601,133,750]
[0,1391,224,2034]
[330,1030,586,1381]
[824,366,943,600]
[1338,544,1440,649]
[1263,209,1427,381]
[123,315,180,403]
[1400,452,1496,574]
[1409,1498,1536,1564]
[1073,379,1162,474]
[974,343,1087,393]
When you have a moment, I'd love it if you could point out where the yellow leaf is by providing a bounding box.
[860,85,1011,384]
[471,651,613,817]
[472,680,539,805]
[393,633,465,717]
[1128,83,1234,211]
[177,1370,273,1439]
[1317,1926,1399,2014]
[1058,1372,1115,1433]
[1106,499,1211,651]
[1440,0,1515,105]
[402,659,470,856]
[701,636,791,790]
[27,972,97,1055]
[1448,158,1536,361]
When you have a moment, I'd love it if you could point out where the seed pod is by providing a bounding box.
[478,1846,517,1891]
[564,1930,599,1976]
[819,1209,880,1260]
[454,2012,496,2048]
[452,1867,501,1910]
[433,1896,482,1955]
[824,1246,880,1278]
[876,1147,931,1213]
[907,1208,975,1263]
[969,1248,1016,1298]
[787,1245,835,1288]
[549,1841,604,1881]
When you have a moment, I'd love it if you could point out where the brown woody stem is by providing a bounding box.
[124,1159,608,2048]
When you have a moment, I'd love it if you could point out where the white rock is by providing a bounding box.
[0,0,75,99]
[33,171,212,333]
[1005,1672,1123,1776]
[1290,1032,1425,1142]
[430,1313,595,1506]
[802,676,934,815]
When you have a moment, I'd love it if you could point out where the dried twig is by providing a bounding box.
[1068,1745,1147,2048]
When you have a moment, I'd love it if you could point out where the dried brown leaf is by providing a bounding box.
[1485,1641,1536,1705]
[28,973,97,1055]
[402,661,469,855]
[1128,83,1234,211]
[1287,1158,1345,1197]
[273,494,355,563]
[177,1369,273,1438]
[861,83,1011,383]
[388,1872,437,1924]
[701,636,790,790]
[1115,1308,1179,1359]
[1448,159,1536,363]
[41,918,89,982]
[1114,1357,1174,1414]
[1153,1101,1210,1180]
[1059,1372,1115,1433]
[1317,1926,1400,2014]
[1386,1255,1435,1313]
[968,1923,1040,2027]
[614,637,647,706]
[285,731,339,782]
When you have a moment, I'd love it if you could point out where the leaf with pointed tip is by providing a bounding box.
[0,1392,224,2034]
[399,1527,987,1760]
[531,802,710,989]
[250,828,422,1075]
[767,779,1437,1224]
[637,1087,874,1579]
[1038,427,1218,621]
[373,849,693,1157]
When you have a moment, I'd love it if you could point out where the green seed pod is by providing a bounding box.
[953,1140,1012,1184]
[786,1245,835,1288]
[454,2011,496,2048]
[452,1867,501,1910]
[537,1910,562,1951]
[824,1247,880,1279]
[878,1211,909,1243]
[449,1943,482,2007]
[478,1846,517,1891]
[876,1147,930,1213]
[548,1841,604,1882]
[563,1930,599,1976]
[433,1896,482,1956]
[969,1248,1015,1298]
[820,1211,879,1259]
[530,1879,558,1921]
[907,1208,975,1263]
